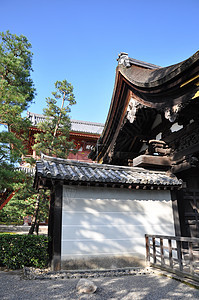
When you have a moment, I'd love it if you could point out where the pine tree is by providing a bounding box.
[33,80,76,158]
[0,31,35,191]
[28,80,77,234]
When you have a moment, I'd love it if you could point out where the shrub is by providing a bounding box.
[0,234,49,269]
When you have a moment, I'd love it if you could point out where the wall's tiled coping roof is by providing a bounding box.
[35,154,182,189]
[27,112,104,135]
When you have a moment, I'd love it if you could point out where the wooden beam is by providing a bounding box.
[51,183,63,271]
[115,151,138,159]
[171,161,192,173]
[133,155,171,167]
[0,188,20,210]
[173,142,199,161]
[48,191,54,265]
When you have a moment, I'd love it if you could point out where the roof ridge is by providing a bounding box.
[27,112,104,126]
[35,154,182,188]
[117,52,161,69]
[71,119,104,126]
[40,153,171,174]
[128,57,161,69]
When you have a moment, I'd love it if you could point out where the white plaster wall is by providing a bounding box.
[61,185,175,261]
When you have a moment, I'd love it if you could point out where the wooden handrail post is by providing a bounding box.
[177,240,183,272]
[144,234,199,280]
[145,235,150,265]
[160,238,165,266]
[153,237,156,264]
[168,239,173,268]
[188,242,194,275]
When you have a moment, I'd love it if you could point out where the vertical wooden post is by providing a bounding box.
[153,237,156,264]
[160,238,165,266]
[168,239,173,269]
[177,240,183,272]
[145,234,150,265]
[48,191,55,265]
[171,190,182,237]
[51,182,63,271]
[188,242,194,275]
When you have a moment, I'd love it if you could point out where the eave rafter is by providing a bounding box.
[96,72,132,162]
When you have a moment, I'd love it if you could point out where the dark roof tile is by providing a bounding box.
[27,112,104,135]
[35,154,182,189]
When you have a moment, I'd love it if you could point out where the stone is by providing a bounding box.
[76,278,97,294]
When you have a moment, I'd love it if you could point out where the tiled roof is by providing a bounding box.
[35,154,182,189]
[117,52,161,69]
[118,50,199,88]
[70,119,104,135]
[27,112,104,135]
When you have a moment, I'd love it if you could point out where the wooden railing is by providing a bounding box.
[145,234,199,282]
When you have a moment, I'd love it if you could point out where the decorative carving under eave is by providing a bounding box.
[164,104,182,122]
[108,142,117,160]
[126,98,145,123]
[174,127,199,153]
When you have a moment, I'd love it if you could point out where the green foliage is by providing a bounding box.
[0,175,49,225]
[33,80,77,158]
[0,30,35,191]
[0,30,35,110]
[0,234,49,269]
[0,164,20,192]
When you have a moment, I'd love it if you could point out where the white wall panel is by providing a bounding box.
[61,185,175,261]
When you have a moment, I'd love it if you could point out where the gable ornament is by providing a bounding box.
[126,98,145,123]
[164,104,182,122]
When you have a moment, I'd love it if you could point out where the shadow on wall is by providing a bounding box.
[61,185,175,269]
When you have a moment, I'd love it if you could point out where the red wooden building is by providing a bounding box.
[0,113,103,219]
[26,112,104,162]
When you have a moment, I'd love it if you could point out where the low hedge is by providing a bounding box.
[0,234,49,269]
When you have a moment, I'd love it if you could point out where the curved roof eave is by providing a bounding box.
[97,68,131,155]
[90,51,199,162]
[119,50,199,89]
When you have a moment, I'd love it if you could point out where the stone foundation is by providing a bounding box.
[61,255,146,270]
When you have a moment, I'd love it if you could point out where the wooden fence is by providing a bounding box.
[145,234,199,282]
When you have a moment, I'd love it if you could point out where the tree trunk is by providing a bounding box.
[29,194,40,234]
[51,92,65,148]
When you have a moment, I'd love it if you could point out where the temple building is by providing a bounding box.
[90,50,199,239]
[0,114,103,212]
[26,112,104,162]
[34,50,199,270]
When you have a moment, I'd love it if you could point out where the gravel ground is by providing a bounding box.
[0,269,199,300]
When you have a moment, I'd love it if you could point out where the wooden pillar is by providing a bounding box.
[168,239,173,268]
[49,182,63,271]
[48,191,54,265]
[171,190,182,237]
[145,234,150,265]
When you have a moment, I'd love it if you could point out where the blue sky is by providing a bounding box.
[1,0,199,123]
